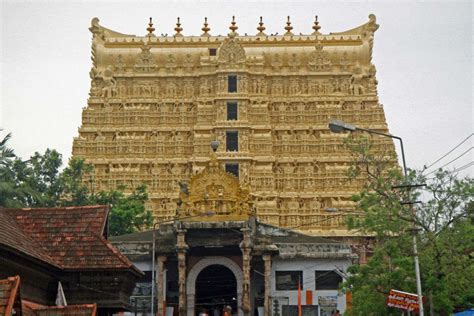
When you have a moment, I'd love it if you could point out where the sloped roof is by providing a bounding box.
[256,222,340,244]
[0,275,21,316]
[1,205,137,271]
[22,300,97,316]
[0,211,59,267]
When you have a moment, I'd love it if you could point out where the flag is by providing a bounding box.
[298,281,302,316]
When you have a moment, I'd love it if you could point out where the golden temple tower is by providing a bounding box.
[73,15,394,236]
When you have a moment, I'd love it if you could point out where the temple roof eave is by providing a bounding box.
[330,14,379,36]
[90,15,378,46]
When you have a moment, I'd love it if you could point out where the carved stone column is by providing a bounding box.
[263,254,272,316]
[240,228,253,315]
[176,229,188,316]
[157,255,167,316]
[359,244,367,265]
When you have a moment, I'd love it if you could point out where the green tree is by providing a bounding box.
[59,157,94,206]
[28,149,63,206]
[0,134,152,236]
[343,136,474,316]
[92,184,153,236]
[59,157,153,235]
[0,133,41,207]
[0,132,15,165]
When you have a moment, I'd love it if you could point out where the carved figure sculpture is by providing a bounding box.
[218,38,246,67]
[101,66,117,99]
[350,63,366,95]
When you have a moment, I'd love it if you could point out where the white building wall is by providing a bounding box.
[270,258,351,315]
[134,260,152,272]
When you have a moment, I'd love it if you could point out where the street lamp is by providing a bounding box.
[328,119,424,316]
[150,211,215,316]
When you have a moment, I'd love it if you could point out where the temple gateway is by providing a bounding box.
[112,150,356,316]
[73,14,397,315]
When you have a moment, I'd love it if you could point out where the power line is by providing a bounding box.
[423,133,473,172]
[426,161,474,179]
[425,147,473,176]
[455,162,474,173]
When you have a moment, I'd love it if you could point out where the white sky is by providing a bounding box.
[1,0,472,178]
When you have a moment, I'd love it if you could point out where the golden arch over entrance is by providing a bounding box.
[186,256,243,316]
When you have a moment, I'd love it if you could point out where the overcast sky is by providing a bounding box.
[0,0,472,178]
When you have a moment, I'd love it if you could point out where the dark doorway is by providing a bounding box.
[195,264,237,316]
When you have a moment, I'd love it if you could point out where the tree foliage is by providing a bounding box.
[343,136,474,316]
[92,184,152,236]
[0,133,152,236]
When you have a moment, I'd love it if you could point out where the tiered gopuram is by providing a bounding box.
[72,15,395,236]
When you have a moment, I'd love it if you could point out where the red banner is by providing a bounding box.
[387,289,420,313]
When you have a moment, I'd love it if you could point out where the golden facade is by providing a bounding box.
[72,15,395,236]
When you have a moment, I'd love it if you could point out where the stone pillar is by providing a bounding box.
[176,229,188,316]
[263,254,272,316]
[156,255,167,316]
[240,228,253,316]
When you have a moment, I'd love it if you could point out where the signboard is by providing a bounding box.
[387,289,420,313]
[318,296,338,316]
[282,305,319,316]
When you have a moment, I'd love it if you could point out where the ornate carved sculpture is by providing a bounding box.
[114,54,126,73]
[288,53,300,71]
[178,152,254,220]
[350,63,367,95]
[308,42,332,71]
[73,15,396,236]
[165,54,177,72]
[183,54,194,71]
[100,66,117,99]
[135,44,156,73]
[271,53,283,70]
[89,17,105,40]
[218,37,246,67]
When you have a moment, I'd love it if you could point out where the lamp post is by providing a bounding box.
[328,119,424,316]
[150,211,215,316]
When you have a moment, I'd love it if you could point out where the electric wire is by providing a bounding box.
[422,133,473,172]
[425,147,473,176]
[426,161,474,179]
[455,161,474,172]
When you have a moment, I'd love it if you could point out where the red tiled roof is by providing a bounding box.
[22,300,97,316]
[1,205,135,270]
[0,275,21,316]
[0,211,59,268]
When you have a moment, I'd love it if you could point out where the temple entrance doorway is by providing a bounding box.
[195,264,237,315]
[187,256,243,316]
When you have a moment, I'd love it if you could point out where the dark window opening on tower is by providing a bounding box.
[227,102,238,120]
[228,75,237,93]
[209,48,217,56]
[225,163,239,178]
[226,131,238,152]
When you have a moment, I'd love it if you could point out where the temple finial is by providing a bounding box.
[174,17,183,37]
[229,16,238,35]
[146,17,156,38]
[312,15,321,35]
[256,16,266,36]
[284,16,294,36]
[201,17,211,36]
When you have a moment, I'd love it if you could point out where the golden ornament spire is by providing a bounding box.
[174,17,183,36]
[201,17,211,36]
[146,17,156,38]
[229,16,238,35]
[284,16,294,36]
[256,16,266,36]
[312,15,321,35]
